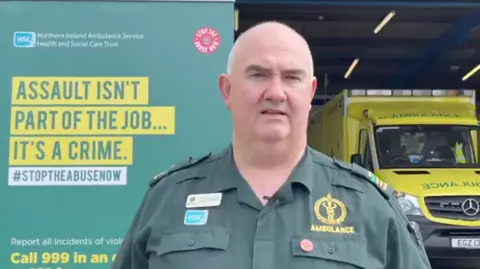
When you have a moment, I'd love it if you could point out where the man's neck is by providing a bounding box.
[232,136,306,170]
[231,136,307,202]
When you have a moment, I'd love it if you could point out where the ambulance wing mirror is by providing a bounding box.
[350,154,362,165]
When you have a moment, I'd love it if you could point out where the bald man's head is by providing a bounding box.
[226,21,314,76]
[218,20,317,147]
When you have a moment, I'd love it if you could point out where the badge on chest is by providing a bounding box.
[184,210,209,225]
[183,193,222,226]
[185,193,222,208]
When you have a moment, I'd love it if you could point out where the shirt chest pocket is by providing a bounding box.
[149,226,230,269]
[291,234,370,269]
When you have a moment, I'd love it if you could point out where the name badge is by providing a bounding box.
[185,193,222,208]
[184,210,208,225]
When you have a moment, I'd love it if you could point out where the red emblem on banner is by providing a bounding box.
[193,27,221,54]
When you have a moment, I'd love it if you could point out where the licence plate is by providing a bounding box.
[451,238,480,249]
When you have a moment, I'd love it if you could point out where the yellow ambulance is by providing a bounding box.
[308,89,479,267]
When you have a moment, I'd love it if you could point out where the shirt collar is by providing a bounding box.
[211,145,314,193]
[289,147,314,193]
[211,145,241,192]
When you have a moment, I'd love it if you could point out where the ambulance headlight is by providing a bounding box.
[395,192,424,216]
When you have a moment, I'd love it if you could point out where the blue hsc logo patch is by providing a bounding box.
[184,210,208,225]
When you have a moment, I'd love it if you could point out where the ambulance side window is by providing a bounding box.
[358,129,368,163]
[358,129,373,170]
[364,139,374,171]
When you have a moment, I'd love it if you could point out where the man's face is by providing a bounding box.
[219,30,317,142]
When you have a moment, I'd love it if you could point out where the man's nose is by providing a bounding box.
[264,77,287,102]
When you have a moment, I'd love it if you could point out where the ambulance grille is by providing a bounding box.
[424,196,480,221]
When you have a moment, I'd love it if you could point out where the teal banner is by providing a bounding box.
[0,1,233,268]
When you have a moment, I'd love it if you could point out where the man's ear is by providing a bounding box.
[310,76,318,99]
[308,76,318,111]
[218,73,232,110]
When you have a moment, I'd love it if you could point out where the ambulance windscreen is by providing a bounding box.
[375,125,480,169]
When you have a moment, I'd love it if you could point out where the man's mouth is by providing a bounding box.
[261,109,286,115]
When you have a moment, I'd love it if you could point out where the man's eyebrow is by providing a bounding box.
[245,65,306,76]
[283,69,306,76]
[245,65,269,73]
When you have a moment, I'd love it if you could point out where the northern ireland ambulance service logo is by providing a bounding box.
[193,27,220,54]
[314,193,347,225]
[311,193,355,234]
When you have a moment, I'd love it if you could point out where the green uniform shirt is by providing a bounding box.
[112,145,432,269]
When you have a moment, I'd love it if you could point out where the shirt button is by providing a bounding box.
[188,239,195,246]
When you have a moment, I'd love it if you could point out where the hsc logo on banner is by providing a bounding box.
[13,32,36,48]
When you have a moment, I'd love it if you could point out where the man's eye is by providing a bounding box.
[286,76,301,81]
[251,73,265,78]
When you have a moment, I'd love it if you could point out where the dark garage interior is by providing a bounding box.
[235,1,480,106]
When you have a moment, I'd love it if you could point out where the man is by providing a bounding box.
[448,133,467,164]
[112,21,432,269]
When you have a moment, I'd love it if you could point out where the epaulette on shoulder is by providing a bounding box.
[149,152,212,187]
[332,158,393,199]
